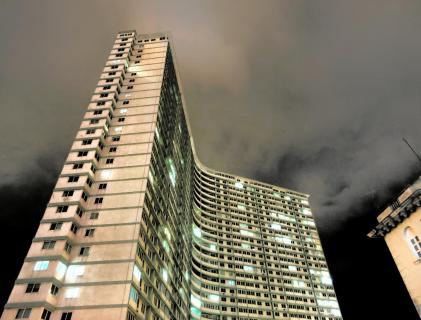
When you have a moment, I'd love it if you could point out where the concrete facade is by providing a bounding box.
[368,177,421,318]
[1,31,342,320]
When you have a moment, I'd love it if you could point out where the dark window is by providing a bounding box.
[118,117,125,122]
[90,119,99,124]
[50,222,63,230]
[85,229,95,237]
[86,128,96,134]
[129,79,135,83]
[115,54,123,57]
[99,183,107,190]
[86,178,93,187]
[68,176,79,183]
[90,212,99,219]
[16,308,31,319]
[62,190,74,197]
[57,205,69,213]
[73,163,83,169]
[76,207,84,217]
[41,309,51,320]
[105,79,113,83]
[127,86,133,89]
[111,65,118,69]
[81,192,88,201]
[61,312,72,320]
[109,147,117,152]
[100,93,108,98]
[64,242,72,253]
[131,73,137,76]
[106,158,114,164]
[42,241,56,249]
[112,136,120,142]
[123,100,130,104]
[93,110,102,115]
[50,284,59,295]
[96,101,105,106]
[25,283,40,293]
[82,139,93,145]
[79,247,90,256]
[70,223,79,234]
[103,85,111,90]
[77,151,88,157]
[94,197,103,204]
[108,71,117,75]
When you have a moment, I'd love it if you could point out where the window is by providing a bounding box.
[41,309,51,320]
[61,312,72,320]
[115,53,123,57]
[127,86,133,89]
[100,93,108,98]
[404,227,421,259]
[73,163,83,169]
[81,192,88,201]
[135,60,140,63]
[106,158,114,164]
[111,65,118,69]
[94,197,103,204]
[129,79,135,83]
[56,205,68,213]
[103,85,111,90]
[76,207,84,217]
[16,308,31,319]
[118,117,125,122]
[50,222,63,230]
[68,176,79,183]
[25,283,40,293]
[64,242,72,254]
[42,241,56,249]
[131,73,137,76]
[77,151,88,157]
[99,183,107,190]
[79,247,90,256]
[109,147,117,152]
[50,284,59,295]
[96,101,105,106]
[86,128,96,134]
[34,261,49,271]
[90,212,99,219]
[109,71,117,75]
[70,223,78,234]
[123,100,129,104]
[62,190,74,197]
[85,229,95,237]
[112,136,120,142]
[86,178,93,187]
[82,140,93,147]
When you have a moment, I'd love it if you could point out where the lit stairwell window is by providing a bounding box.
[404,226,421,259]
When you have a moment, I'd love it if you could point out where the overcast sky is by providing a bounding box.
[1,1,421,318]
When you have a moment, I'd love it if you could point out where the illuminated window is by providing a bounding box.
[193,225,202,238]
[56,262,67,279]
[208,294,219,302]
[191,294,202,308]
[162,269,169,282]
[133,265,141,281]
[235,182,244,189]
[65,288,79,298]
[34,261,49,271]
[271,223,282,231]
[243,266,254,272]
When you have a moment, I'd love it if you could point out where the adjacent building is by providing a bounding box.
[1,30,342,320]
[368,177,421,317]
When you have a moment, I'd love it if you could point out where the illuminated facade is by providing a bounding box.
[1,31,341,320]
[368,177,421,317]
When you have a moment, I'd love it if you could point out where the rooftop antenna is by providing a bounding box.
[402,137,421,165]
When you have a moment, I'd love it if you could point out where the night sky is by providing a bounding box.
[1,1,421,319]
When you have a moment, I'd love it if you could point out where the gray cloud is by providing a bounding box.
[0,0,421,231]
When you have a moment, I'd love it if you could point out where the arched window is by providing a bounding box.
[404,227,421,259]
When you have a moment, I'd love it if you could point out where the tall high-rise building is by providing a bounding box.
[1,31,342,320]
[368,177,421,317]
